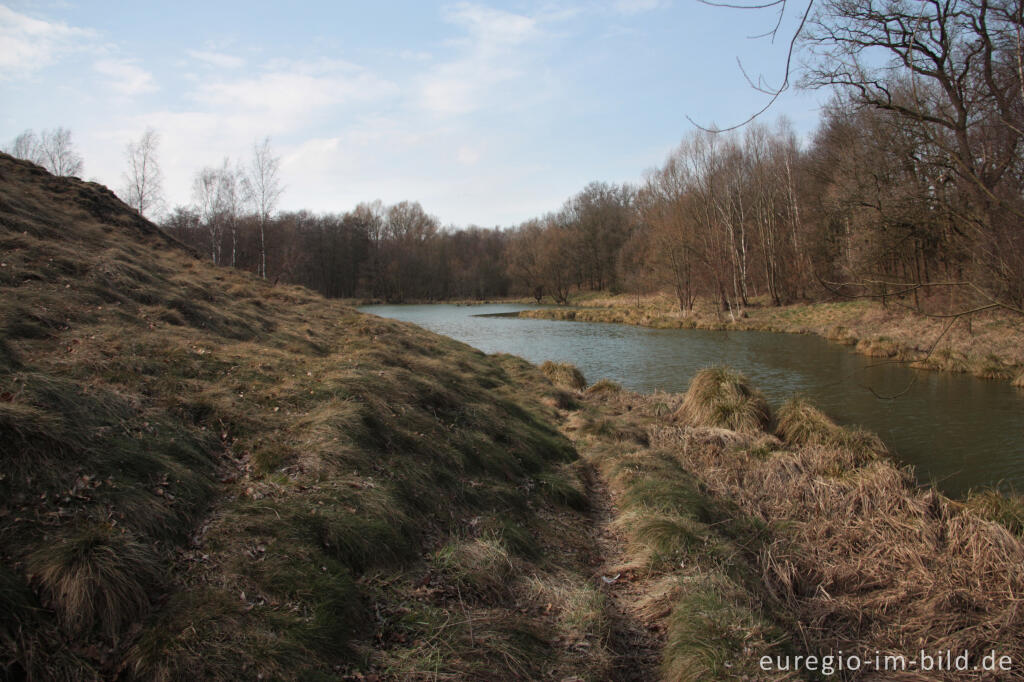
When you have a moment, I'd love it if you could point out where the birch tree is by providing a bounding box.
[39,127,84,177]
[242,138,284,279]
[122,128,164,218]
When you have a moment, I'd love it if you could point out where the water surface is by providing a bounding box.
[361,303,1024,497]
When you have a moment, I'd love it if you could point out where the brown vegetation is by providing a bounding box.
[561,368,1024,680]
[672,367,772,433]
[540,360,588,391]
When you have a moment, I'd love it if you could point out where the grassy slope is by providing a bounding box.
[517,292,1024,384]
[0,154,614,680]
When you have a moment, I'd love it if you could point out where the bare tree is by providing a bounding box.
[242,137,284,279]
[121,128,164,218]
[217,159,242,268]
[38,127,84,177]
[4,130,45,165]
[803,0,1024,311]
[193,166,224,265]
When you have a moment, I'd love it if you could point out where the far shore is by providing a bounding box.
[520,293,1024,386]
[355,293,1024,386]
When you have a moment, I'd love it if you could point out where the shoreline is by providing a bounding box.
[511,293,1024,387]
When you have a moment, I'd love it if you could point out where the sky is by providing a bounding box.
[0,1,827,227]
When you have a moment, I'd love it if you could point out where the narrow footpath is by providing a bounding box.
[581,460,663,680]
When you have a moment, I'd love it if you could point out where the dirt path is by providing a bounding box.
[582,461,664,681]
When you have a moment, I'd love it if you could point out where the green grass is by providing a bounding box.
[965,489,1024,537]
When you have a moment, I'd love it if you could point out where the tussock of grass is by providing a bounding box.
[541,388,579,410]
[662,575,798,682]
[913,346,971,373]
[1014,371,1024,388]
[540,360,587,390]
[856,335,899,358]
[525,573,608,643]
[574,411,650,445]
[965,490,1024,537]
[537,468,589,510]
[586,378,622,395]
[825,324,858,345]
[776,397,886,465]
[27,525,161,638]
[433,536,516,601]
[674,367,772,433]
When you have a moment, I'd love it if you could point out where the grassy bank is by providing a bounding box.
[516,292,1024,385]
[0,154,617,680]
[564,368,1024,681]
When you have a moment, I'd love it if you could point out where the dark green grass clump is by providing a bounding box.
[965,490,1024,538]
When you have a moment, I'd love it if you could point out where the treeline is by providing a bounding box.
[161,93,1022,314]
[163,200,511,301]
[8,0,1022,313]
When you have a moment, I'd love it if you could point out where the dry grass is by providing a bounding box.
[586,378,623,396]
[568,372,1024,681]
[855,335,900,358]
[674,367,772,433]
[433,536,516,601]
[648,417,1024,680]
[965,489,1024,537]
[776,397,886,466]
[825,324,858,345]
[978,353,1014,380]
[27,525,161,638]
[568,390,797,680]
[540,360,587,390]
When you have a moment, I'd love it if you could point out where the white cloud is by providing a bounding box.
[444,3,538,47]
[187,49,245,70]
[611,0,670,14]
[107,60,401,209]
[418,3,541,115]
[189,60,398,132]
[94,58,157,96]
[0,5,93,79]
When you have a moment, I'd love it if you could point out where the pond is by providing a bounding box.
[361,303,1024,498]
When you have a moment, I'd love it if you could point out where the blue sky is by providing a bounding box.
[1,1,825,226]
